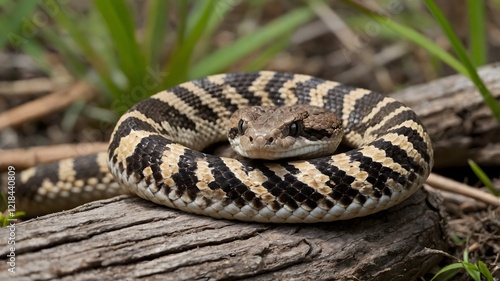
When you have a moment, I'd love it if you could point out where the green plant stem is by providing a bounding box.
[177,0,189,45]
[340,0,468,76]
[42,1,122,97]
[94,0,147,88]
[425,0,500,121]
[143,0,169,65]
[468,159,500,196]
[162,0,217,88]
[191,7,314,78]
[467,0,487,66]
[0,1,38,48]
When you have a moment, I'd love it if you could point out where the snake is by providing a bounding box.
[13,71,433,222]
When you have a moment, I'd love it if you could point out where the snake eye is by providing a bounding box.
[238,119,247,134]
[288,121,303,137]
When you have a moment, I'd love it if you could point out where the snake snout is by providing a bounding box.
[249,135,274,147]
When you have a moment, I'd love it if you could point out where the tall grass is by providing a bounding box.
[342,0,500,122]
[3,1,499,122]
[0,1,52,71]
[431,247,495,281]
[424,0,500,121]
[0,1,38,49]
[4,1,314,118]
[467,0,487,66]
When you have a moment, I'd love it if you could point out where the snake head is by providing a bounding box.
[227,105,343,160]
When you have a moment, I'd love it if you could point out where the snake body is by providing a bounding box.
[15,71,433,222]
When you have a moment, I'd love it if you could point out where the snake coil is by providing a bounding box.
[16,71,432,222]
[107,71,433,223]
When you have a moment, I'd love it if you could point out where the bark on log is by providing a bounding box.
[0,189,446,281]
[392,63,500,168]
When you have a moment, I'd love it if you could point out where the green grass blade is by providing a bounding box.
[186,0,239,36]
[244,36,289,71]
[94,0,147,89]
[42,1,121,97]
[143,0,169,65]
[0,1,38,49]
[462,262,481,281]
[477,261,495,281]
[425,0,500,122]
[468,159,499,196]
[39,29,88,78]
[341,0,468,76]
[188,0,241,62]
[467,0,487,66]
[177,0,189,44]
[206,0,240,33]
[378,18,467,76]
[463,245,469,262]
[431,263,465,281]
[191,7,314,78]
[20,40,52,74]
[162,0,217,88]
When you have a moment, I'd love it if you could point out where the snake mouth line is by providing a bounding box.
[234,143,339,160]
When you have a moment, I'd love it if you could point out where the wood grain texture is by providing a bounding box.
[0,189,446,281]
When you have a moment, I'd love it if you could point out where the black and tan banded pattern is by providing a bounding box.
[15,153,121,217]
[100,71,432,223]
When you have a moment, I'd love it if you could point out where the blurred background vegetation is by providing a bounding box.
[1,1,500,279]
[1,0,499,123]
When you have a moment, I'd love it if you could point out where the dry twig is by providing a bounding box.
[426,173,500,207]
[0,78,68,96]
[0,142,108,171]
[0,81,95,131]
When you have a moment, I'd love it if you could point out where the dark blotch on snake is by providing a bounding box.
[349,91,384,126]
[262,72,295,106]
[74,154,100,180]
[108,116,157,164]
[193,78,240,114]
[170,86,220,124]
[223,72,264,106]
[172,149,203,202]
[126,135,171,185]
[17,161,60,200]
[387,126,431,164]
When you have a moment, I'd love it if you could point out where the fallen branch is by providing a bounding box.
[426,173,500,207]
[0,142,108,171]
[0,81,95,131]
[0,77,68,96]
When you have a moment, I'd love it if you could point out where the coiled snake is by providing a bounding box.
[15,71,433,222]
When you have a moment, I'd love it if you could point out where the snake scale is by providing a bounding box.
[14,71,433,222]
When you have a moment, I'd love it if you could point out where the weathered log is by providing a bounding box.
[393,63,500,168]
[0,189,446,281]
